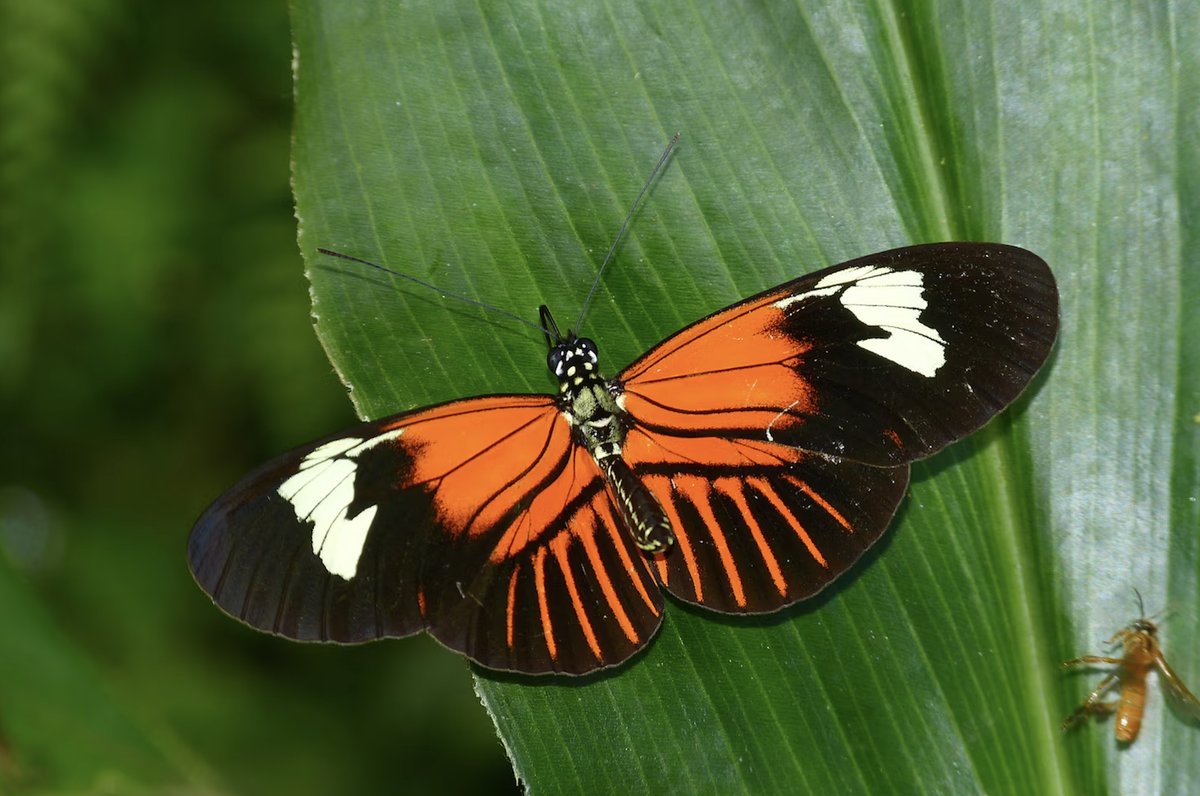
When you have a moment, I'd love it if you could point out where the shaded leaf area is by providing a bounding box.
[291,0,1200,794]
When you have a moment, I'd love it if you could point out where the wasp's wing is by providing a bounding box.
[188,394,664,674]
[1155,649,1200,721]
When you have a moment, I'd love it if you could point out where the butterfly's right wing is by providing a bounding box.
[622,429,908,613]
[615,243,1057,613]
[188,394,664,675]
[619,242,1058,467]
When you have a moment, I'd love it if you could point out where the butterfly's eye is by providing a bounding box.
[547,345,572,378]
[576,338,599,366]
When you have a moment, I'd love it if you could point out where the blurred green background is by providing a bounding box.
[0,0,515,792]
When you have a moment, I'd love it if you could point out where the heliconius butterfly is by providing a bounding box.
[189,162,1058,676]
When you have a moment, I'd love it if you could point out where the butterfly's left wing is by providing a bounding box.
[189,394,665,674]
[618,242,1058,612]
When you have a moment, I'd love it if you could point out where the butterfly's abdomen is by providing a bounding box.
[597,455,674,552]
[565,380,674,553]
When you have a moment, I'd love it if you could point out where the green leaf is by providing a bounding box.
[292,0,1200,793]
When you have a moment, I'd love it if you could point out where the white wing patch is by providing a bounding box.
[277,428,404,579]
[777,266,947,377]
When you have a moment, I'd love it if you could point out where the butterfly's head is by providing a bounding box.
[539,304,600,383]
[547,336,599,384]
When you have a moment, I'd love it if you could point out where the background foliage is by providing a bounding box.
[0,0,512,793]
[2,0,1198,794]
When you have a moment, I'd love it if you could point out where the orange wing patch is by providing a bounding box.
[620,290,816,436]
[364,396,665,674]
[385,396,575,545]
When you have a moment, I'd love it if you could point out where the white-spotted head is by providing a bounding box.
[548,336,599,384]
[540,304,600,387]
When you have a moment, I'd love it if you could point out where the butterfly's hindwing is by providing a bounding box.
[418,440,665,674]
[621,430,908,613]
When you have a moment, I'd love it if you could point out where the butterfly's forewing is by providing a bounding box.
[189,425,431,643]
[619,242,1058,613]
[189,395,664,674]
[621,243,1058,467]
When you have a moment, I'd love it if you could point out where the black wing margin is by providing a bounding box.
[188,414,439,645]
[778,242,1059,463]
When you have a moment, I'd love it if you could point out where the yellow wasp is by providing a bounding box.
[1062,592,1200,742]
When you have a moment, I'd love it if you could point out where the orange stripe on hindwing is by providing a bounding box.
[596,493,661,617]
[795,477,852,531]
[505,567,520,651]
[647,474,703,600]
[755,477,828,567]
[675,474,746,608]
[549,533,602,662]
[533,546,556,661]
[716,477,787,598]
[576,499,643,644]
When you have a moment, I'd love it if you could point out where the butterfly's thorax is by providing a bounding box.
[549,335,674,553]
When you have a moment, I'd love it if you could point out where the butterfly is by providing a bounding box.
[189,241,1058,675]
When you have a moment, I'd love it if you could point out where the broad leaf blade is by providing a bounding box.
[292,0,1199,793]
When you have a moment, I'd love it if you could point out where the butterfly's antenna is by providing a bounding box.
[573,132,681,334]
[316,248,548,336]
[1134,587,1146,618]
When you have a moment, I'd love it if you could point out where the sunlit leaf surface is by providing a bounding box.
[292,1,1200,793]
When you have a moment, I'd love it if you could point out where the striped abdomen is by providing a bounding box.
[597,455,673,553]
